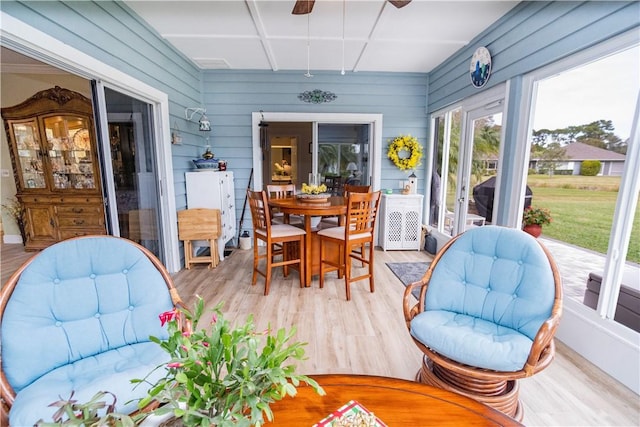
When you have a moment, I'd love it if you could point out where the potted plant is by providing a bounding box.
[522,206,552,238]
[134,297,324,427]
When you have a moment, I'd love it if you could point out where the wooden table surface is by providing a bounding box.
[268,374,522,426]
[268,196,346,287]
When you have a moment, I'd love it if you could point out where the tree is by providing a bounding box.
[531,119,626,153]
[537,142,567,176]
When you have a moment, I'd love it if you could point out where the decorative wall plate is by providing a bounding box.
[298,89,337,104]
[470,46,492,88]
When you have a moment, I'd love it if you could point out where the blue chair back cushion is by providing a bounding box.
[1,237,173,425]
[411,226,556,371]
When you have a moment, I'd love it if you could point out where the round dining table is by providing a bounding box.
[267,196,346,287]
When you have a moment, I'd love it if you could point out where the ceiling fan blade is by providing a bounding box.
[292,0,315,15]
[388,0,411,8]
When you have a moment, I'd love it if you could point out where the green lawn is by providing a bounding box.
[526,175,639,264]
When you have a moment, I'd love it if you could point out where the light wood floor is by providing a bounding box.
[2,243,639,426]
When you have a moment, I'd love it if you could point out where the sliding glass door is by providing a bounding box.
[92,82,164,260]
[253,113,382,194]
[430,86,505,236]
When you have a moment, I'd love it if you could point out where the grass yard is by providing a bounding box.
[526,175,639,264]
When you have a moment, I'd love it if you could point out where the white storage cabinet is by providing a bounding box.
[185,171,236,261]
[379,194,424,251]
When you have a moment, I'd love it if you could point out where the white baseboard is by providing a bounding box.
[557,298,640,394]
[3,234,23,244]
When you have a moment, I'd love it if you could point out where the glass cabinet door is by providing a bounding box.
[12,119,46,189]
[44,115,97,190]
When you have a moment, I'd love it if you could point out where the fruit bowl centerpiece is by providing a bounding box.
[297,183,329,203]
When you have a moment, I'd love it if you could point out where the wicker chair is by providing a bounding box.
[0,235,185,426]
[402,226,563,421]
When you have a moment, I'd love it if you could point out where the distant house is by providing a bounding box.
[530,141,626,176]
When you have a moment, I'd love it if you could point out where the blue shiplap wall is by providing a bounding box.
[197,70,429,214]
[429,1,639,112]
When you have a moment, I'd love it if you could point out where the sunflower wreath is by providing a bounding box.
[387,134,423,171]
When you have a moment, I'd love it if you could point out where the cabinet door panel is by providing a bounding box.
[8,120,47,190]
[24,205,57,247]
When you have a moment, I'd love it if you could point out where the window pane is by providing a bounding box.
[527,44,639,329]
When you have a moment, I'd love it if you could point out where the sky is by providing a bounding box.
[533,44,639,141]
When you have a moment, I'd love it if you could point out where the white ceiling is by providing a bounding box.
[124,0,518,73]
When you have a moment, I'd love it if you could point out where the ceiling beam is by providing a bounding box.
[245,0,279,71]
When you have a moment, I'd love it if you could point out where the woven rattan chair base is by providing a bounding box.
[416,356,524,422]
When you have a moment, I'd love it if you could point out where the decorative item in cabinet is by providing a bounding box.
[1,86,106,250]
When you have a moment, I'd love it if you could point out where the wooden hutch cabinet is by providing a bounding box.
[2,86,106,250]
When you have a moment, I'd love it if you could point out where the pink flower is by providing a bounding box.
[181,345,188,352]
[211,313,218,324]
[159,309,178,327]
[182,331,191,337]
[167,362,182,368]
[202,342,210,347]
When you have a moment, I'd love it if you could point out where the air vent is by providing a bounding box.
[193,58,231,69]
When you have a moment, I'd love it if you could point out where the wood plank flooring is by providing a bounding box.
[1,242,638,426]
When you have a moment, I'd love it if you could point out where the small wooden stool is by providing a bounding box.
[178,208,221,269]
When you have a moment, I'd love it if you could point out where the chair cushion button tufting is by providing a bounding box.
[90,273,96,279]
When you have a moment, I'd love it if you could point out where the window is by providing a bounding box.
[523,33,639,329]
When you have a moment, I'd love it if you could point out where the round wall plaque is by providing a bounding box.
[470,46,492,88]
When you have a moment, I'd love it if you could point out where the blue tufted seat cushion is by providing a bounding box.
[410,226,555,372]
[1,237,174,426]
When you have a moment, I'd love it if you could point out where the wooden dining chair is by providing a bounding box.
[247,190,306,295]
[318,191,381,300]
[266,184,303,225]
[321,184,371,227]
[343,184,371,195]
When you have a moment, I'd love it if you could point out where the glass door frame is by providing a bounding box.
[92,80,178,268]
[430,84,507,237]
[251,112,383,192]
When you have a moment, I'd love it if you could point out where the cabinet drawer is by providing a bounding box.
[57,215,105,227]
[59,228,107,240]
[56,205,104,216]
[21,195,54,204]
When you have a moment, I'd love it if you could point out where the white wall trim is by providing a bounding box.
[0,12,180,272]
[557,298,640,394]
[251,112,383,191]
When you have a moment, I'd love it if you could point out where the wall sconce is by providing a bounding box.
[185,107,211,132]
